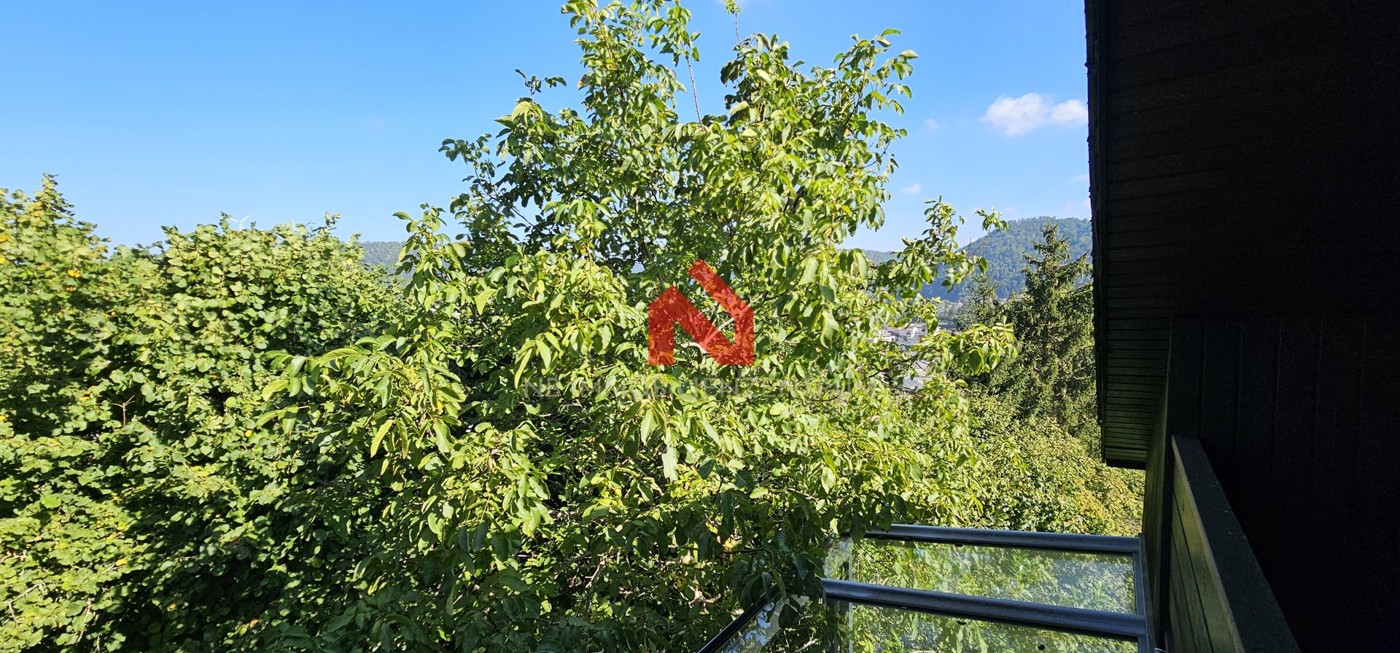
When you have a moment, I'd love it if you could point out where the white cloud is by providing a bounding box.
[1072,173,1091,183]
[900,183,922,195]
[1051,99,1088,124]
[921,117,939,133]
[980,93,1088,136]
[1081,198,1092,210]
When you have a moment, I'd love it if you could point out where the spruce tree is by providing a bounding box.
[986,225,1097,447]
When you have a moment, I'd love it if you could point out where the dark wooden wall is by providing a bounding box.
[1091,0,1400,648]
[1088,0,1400,466]
[1159,318,1400,651]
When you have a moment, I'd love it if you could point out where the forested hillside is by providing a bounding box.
[1,3,1138,651]
[950,216,1090,299]
[862,216,1090,302]
[358,240,401,269]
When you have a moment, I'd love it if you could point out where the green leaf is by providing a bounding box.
[371,419,394,456]
[640,408,656,443]
[513,346,535,387]
[661,445,678,481]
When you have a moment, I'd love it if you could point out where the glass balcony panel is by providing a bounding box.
[826,537,1136,614]
[840,603,1137,653]
[708,596,1136,652]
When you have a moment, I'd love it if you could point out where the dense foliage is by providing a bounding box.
[2,2,1138,651]
[968,396,1141,536]
[0,178,400,651]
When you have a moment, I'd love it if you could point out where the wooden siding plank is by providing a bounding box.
[1105,379,1161,387]
[1102,177,1357,217]
[1228,319,1277,566]
[1105,143,1327,188]
[1104,343,1168,357]
[1104,329,1171,338]
[1101,365,1165,378]
[1108,391,1166,402]
[1103,408,1160,419]
[1104,455,1147,470]
[1198,323,1241,482]
[1103,344,1168,355]
[1106,372,1163,383]
[1171,475,1220,652]
[1105,140,1347,188]
[1103,443,1150,454]
[1103,353,1167,364]
[1352,320,1400,651]
[1267,319,1318,640]
[1103,442,1149,452]
[1310,319,1366,644]
[1104,403,1156,412]
[1108,43,1348,110]
[1105,0,1323,31]
[1170,436,1302,652]
[1104,393,1161,404]
[1168,512,1206,652]
[1107,104,1323,161]
[1104,427,1150,437]
[1101,254,1325,281]
[1165,321,1203,438]
[1103,348,1170,358]
[1108,411,1153,425]
[1101,319,1164,332]
[1106,0,1339,61]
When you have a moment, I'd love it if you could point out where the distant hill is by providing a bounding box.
[359,241,402,269]
[862,216,1091,302]
[360,217,1090,301]
[861,250,899,266]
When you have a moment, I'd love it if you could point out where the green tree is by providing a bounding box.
[952,267,1001,331]
[981,224,1096,445]
[258,1,1014,649]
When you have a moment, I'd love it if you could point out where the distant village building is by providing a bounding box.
[876,323,930,391]
[877,322,924,348]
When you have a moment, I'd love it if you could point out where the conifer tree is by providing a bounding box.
[983,225,1096,446]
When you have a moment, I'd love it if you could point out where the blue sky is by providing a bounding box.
[2,0,1090,251]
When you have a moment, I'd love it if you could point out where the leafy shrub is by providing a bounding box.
[968,394,1143,537]
[1,178,400,651]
